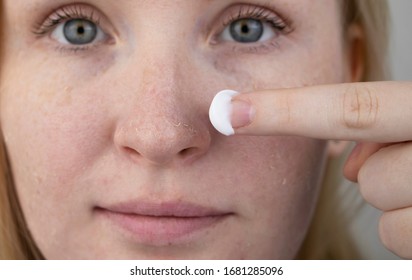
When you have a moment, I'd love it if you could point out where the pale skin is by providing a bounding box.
[0,0,409,259]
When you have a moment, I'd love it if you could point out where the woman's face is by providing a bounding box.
[1,0,348,259]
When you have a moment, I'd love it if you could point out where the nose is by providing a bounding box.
[113,58,211,168]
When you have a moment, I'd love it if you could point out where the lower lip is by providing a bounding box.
[98,210,229,246]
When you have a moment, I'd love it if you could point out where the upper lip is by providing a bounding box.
[97,200,231,217]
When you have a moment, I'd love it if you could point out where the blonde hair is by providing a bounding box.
[0,0,390,259]
[0,3,44,259]
[298,0,390,259]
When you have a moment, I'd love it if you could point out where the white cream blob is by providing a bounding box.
[209,89,239,136]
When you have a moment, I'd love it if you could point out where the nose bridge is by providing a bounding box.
[141,55,182,101]
[124,7,197,109]
[136,48,189,123]
[114,41,211,166]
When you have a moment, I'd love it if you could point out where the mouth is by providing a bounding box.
[95,200,233,246]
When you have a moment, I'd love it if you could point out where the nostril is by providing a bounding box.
[115,118,211,166]
[123,146,141,161]
[122,145,199,164]
[179,147,199,159]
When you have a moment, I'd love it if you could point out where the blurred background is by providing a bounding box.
[390,0,412,80]
[350,0,411,260]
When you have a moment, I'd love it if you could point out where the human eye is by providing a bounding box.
[216,4,293,52]
[32,4,111,52]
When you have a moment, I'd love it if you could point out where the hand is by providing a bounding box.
[219,81,412,258]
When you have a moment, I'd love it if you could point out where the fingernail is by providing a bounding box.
[231,99,255,129]
[350,143,363,159]
[209,89,255,136]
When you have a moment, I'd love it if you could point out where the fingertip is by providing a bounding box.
[343,142,391,183]
[343,143,363,182]
[343,158,360,182]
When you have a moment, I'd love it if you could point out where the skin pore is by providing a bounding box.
[0,0,353,259]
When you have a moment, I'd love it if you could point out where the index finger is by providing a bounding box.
[210,82,412,142]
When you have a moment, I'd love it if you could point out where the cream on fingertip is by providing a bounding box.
[209,89,239,136]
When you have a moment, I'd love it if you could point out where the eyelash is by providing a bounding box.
[32,5,103,53]
[219,5,293,53]
[32,4,293,54]
[223,5,291,33]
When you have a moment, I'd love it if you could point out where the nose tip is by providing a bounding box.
[115,117,211,167]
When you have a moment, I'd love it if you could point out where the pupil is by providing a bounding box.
[241,24,250,34]
[77,26,85,35]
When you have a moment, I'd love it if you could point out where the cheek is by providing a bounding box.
[0,56,122,257]
[207,136,327,258]
[1,56,115,207]
[227,137,327,211]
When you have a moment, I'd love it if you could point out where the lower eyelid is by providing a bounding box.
[234,41,281,54]
[213,39,281,56]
